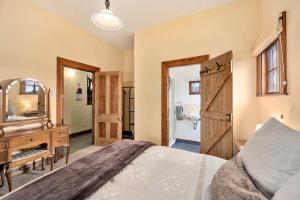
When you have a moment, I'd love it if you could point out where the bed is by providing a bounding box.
[3,117,300,200]
[0,140,226,200]
[87,146,225,200]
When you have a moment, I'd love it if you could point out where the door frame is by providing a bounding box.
[161,55,209,147]
[57,57,100,145]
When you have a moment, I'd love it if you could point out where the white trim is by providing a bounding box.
[252,27,283,57]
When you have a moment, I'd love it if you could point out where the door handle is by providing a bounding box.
[226,114,232,121]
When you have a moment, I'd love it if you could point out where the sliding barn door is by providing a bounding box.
[200,51,233,160]
[94,71,123,146]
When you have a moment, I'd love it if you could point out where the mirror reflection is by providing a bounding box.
[5,80,47,121]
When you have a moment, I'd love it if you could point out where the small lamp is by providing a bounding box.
[255,123,263,131]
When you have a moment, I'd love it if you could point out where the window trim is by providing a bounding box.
[256,11,287,97]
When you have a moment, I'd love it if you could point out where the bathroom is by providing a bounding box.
[169,64,201,153]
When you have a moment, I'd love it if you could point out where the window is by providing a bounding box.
[20,80,39,95]
[256,11,287,96]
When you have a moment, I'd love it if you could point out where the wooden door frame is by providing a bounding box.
[57,57,100,144]
[161,55,209,146]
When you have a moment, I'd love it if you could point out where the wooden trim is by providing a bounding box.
[280,11,287,95]
[56,57,100,145]
[161,55,209,146]
[57,57,100,73]
[252,28,282,57]
[69,129,92,138]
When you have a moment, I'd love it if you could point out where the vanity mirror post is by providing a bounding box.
[0,78,69,192]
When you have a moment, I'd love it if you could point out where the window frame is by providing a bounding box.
[256,11,287,97]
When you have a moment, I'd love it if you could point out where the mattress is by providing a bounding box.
[1,145,225,200]
[87,146,226,200]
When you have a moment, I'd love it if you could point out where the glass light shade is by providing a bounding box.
[91,9,123,31]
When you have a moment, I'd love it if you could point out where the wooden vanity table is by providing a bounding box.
[2,125,69,192]
[0,78,70,192]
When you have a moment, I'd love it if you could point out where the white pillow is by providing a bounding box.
[272,170,300,200]
[239,118,300,198]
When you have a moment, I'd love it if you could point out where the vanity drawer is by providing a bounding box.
[52,136,68,148]
[51,128,68,138]
[9,133,50,149]
[0,140,6,151]
[0,150,7,164]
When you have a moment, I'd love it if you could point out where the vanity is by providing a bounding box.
[0,78,70,192]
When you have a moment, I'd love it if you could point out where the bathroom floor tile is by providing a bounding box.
[171,140,200,153]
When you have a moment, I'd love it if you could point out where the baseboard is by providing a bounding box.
[70,129,92,138]
[175,138,200,146]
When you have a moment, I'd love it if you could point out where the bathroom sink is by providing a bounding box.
[186,113,200,121]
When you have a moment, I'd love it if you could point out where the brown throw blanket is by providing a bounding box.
[212,156,268,200]
[3,140,154,200]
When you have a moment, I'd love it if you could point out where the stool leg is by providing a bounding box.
[0,169,4,187]
[41,157,45,170]
[33,161,36,170]
[66,145,70,165]
[50,156,54,171]
[5,167,12,192]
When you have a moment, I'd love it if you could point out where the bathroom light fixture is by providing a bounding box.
[91,0,123,31]
[65,69,76,78]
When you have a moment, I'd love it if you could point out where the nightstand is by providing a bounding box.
[233,139,247,156]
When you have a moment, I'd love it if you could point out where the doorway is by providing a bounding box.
[161,55,209,152]
[169,65,201,153]
[57,57,100,153]
[162,52,233,159]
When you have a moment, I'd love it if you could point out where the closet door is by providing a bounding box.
[94,71,123,145]
[200,51,233,160]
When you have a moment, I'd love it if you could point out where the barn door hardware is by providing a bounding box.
[200,66,209,75]
[226,114,232,122]
[216,62,224,71]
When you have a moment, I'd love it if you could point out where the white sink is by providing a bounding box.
[186,113,200,121]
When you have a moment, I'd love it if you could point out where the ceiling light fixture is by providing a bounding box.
[91,0,123,31]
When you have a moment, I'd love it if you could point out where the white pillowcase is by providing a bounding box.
[239,118,300,198]
[272,170,300,200]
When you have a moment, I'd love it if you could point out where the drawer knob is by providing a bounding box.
[30,139,33,141]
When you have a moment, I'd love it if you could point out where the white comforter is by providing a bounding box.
[87,146,226,200]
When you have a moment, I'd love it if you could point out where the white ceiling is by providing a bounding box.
[31,0,232,49]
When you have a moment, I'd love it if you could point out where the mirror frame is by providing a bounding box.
[0,78,50,128]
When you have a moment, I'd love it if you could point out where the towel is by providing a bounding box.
[176,105,184,120]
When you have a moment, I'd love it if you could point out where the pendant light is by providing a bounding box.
[91,0,123,31]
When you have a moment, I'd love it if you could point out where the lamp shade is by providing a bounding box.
[91,9,123,31]
[256,123,263,131]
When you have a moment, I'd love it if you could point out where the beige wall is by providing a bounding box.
[0,0,124,123]
[134,0,259,144]
[256,0,300,130]
[64,69,92,134]
[123,49,134,87]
